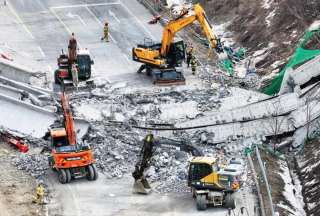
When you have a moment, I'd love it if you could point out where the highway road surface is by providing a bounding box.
[1,0,164,85]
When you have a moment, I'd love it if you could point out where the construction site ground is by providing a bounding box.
[46,173,255,216]
[0,142,43,216]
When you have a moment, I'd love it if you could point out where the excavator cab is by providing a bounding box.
[50,128,68,148]
[166,40,186,67]
[76,49,93,80]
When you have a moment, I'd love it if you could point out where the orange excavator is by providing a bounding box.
[48,91,98,183]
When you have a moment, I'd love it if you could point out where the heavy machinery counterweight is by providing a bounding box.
[132,3,224,85]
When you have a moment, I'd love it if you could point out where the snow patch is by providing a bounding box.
[160,101,199,121]
[75,104,104,121]
[277,161,306,216]
[308,20,320,31]
[266,9,276,27]
[262,0,273,9]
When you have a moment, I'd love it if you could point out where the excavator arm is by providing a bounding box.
[132,134,202,194]
[160,3,223,56]
[60,92,77,145]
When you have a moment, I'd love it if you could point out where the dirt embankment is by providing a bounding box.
[199,0,320,75]
[296,139,320,216]
[252,149,292,216]
[0,142,44,216]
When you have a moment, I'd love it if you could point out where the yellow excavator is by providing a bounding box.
[132,134,241,211]
[132,3,224,85]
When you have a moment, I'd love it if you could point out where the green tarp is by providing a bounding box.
[262,29,320,95]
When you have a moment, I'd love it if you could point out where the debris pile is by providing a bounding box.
[86,123,142,179]
[198,65,260,90]
[12,153,49,178]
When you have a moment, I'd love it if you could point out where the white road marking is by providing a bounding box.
[6,0,35,39]
[108,9,120,23]
[47,65,53,72]
[119,1,155,40]
[67,12,87,26]
[50,8,83,48]
[51,2,120,10]
[50,8,73,35]
[38,46,46,58]
[85,6,117,44]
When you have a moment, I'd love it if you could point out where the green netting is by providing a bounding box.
[262,29,320,95]
[219,59,234,76]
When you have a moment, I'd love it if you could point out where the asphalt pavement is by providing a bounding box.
[3,0,163,85]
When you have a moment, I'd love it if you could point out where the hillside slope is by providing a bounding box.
[199,0,320,75]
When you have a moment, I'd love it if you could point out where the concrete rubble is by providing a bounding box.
[4,62,320,193]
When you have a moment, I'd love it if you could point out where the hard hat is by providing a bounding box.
[146,134,153,142]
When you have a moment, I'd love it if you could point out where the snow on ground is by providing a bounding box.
[213,22,234,47]
[308,20,320,31]
[266,9,276,27]
[160,101,199,121]
[219,87,269,110]
[278,160,306,216]
[262,0,273,9]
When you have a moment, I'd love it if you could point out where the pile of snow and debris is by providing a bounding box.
[85,122,143,179]
[72,84,233,124]
[65,80,281,192]
[198,65,261,90]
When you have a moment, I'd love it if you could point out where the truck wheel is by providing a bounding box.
[65,169,72,183]
[196,194,207,211]
[86,165,95,181]
[225,193,235,209]
[92,164,99,180]
[58,169,68,184]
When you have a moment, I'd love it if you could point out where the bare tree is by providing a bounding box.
[305,95,320,140]
[263,98,286,151]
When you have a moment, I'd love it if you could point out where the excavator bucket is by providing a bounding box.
[133,178,152,194]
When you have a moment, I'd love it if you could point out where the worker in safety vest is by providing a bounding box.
[33,181,45,204]
[68,33,77,63]
[101,22,109,42]
[186,45,193,68]
[190,56,197,75]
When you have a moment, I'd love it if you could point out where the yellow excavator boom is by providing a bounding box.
[160,3,222,56]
